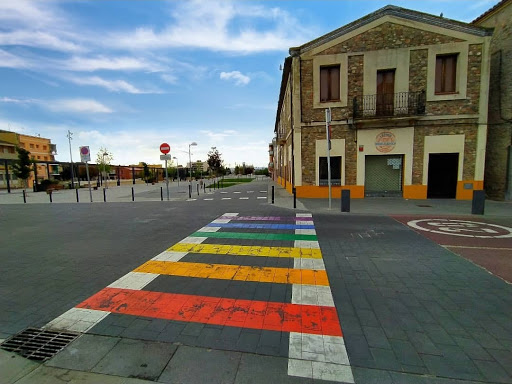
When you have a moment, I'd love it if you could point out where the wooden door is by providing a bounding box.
[376,70,395,116]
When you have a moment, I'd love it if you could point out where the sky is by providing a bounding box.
[0,0,500,168]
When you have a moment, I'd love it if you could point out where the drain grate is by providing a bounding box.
[0,328,79,361]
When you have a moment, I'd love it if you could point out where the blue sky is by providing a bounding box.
[0,0,499,168]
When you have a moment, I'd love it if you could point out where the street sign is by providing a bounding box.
[160,154,172,160]
[79,146,91,162]
[160,143,170,154]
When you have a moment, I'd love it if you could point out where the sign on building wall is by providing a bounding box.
[375,132,396,153]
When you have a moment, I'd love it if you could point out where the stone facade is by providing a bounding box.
[274,5,491,199]
[474,0,512,200]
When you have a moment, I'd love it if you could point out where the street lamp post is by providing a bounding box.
[103,152,109,189]
[188,142,197,183]
[173,156,179,187]
[66,130,75,189]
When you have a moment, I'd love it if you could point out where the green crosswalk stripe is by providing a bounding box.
[191,231,317,241]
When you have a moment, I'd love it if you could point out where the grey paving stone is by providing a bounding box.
[487,349,512,376]
[363,326,392,349]
[421,354,483,382]
[389,339,424,367]
[92,338,177,381]
[236,331,260,353]
[45,334,119,371]
[473,360,512,384]
[344,334,372,361]
[0,349,40,383]
[159,346,241,384]
[356,309,380,327]
[157,322,186,343]
[406,331,442,356]
[452,336,493,361]
[352,367,393,384]
[181,322,205,337]
[370,348,401,371]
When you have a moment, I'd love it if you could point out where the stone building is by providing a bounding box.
[274,5,492,199]
[473,0,512,200]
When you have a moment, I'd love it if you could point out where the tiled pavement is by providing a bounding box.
[43,212,354,383]
[314,214,512,384]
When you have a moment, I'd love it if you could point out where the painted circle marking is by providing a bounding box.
[407,219,512,238]
[375,131,396,153]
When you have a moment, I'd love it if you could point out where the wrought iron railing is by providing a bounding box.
[353,91,426,119]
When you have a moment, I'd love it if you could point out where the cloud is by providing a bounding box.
[161,73,178,84]
[220,71,250,86]
[0,30,83,53]
[47,99,113,114]
[63,55,163,72]
[0,49,30,69]
[104,0,310,53]
[65,75,162,94]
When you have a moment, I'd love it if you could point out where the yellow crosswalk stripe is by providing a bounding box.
[134,260,329,285]
[169,243,323,259]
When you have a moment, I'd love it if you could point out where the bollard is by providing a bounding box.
[471,190,485,215]
[197,184,199,196]
[272,186,275,204]
[293,187,296,209]
[76,188,79,203]
[160,187,163,201]
[132,187,135,201]
[103,188,106,202]
[23,190,26,204]
[49,190,53,203]
[204,183,206,193]
[189,184,192,198]
[341,190,351,212]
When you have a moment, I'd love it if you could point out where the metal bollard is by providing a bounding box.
[23,190,26,203]
[49,190,53,203]
[204,183,206,192]
[132,187,135,201]
[189,184,192,198]
[293,187,296,209]
[160,187,163,201]
[271,186,274,204]
[471,190,485,215]
[197,184,199,196]
[103,188,106,202]
[341,189,351,212]
[76,188,79,203]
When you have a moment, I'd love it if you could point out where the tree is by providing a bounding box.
[207,147,223,176]
[96,148,113,185]
[141,162,151,183]
[12,147,32,189]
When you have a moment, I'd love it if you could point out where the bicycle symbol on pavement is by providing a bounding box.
[407,219,512,238]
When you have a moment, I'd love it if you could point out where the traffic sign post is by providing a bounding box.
[80,146,93,203]
[160,143,171,201]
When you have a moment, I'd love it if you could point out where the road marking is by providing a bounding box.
[407,219,512,238]
[234,191,241,194]
[259,191,267,193]
[218,216,313,222]
[247,191,254,193]
[239,197,249,200]
[221,197,232,200]
[169,243,323,259]
[257,197,267,199]
[443,245,512,250]
[190,231,318,241]
[44,308,109,333]
[204,198,214,201]
[107,272,158,290]
[207,222,315,230]
[186,199,197,201]
[134,261,329,285]
[291,285,335,306]
[77,287,343,336]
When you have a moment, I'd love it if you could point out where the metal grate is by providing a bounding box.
[0,328,79,361]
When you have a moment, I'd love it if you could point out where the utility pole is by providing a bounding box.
[67,130,75,189]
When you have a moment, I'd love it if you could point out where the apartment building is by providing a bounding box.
[473,0,512,200]
[274,5,492,200]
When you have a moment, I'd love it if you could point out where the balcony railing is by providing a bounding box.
[353,91,426,119]
[276,128,287,144]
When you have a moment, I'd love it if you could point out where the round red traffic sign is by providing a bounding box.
[160,143,170,154]
[80,146,90,155]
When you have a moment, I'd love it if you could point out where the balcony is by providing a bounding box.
[353,91,425,119]
[276,128,287,145]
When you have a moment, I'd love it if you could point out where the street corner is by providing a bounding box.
[392,215,512,283]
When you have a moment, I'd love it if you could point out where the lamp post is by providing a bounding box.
[102,151,109,189]
[66,130,75,189]
[188,142,197,183]
[173,156,179,187]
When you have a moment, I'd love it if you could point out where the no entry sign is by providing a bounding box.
[160,143,170,154]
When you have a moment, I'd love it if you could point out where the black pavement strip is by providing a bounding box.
[181,253,295,268]
[144,275,293,303]
[199,237,294,248]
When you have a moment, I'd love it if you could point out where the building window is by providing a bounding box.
[435,54,457,94]
[43,145,47,150]
[36,144,39,149]
[320,65,340,102]
[44,156,48,160]
[30,144,34,149]
[319,156,342,186]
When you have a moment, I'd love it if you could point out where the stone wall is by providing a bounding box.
[409,49,428,93]
[318,22,463,54]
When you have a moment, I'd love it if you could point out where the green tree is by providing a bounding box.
[141,162,151,183]
[207,147,223,176]
[12,147,32,189]
[96,148,113,175]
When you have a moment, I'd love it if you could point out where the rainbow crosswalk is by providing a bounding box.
[45,213,354,382]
